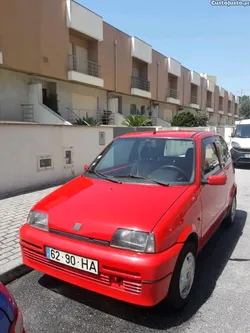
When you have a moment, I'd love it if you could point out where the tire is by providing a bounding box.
[224,194,237,227]
[166,242,196,310]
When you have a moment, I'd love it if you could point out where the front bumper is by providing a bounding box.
[230,147,250,164]
[20,224,183,307]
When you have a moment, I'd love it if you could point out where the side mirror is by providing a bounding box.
[203,175,227,186]
[84,164,89,171]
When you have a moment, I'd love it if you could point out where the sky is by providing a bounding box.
[79,0,250,96]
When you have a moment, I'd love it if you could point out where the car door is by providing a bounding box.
[200,136,227,238]
[214,135,234,206]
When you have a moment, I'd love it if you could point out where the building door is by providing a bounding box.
[75,46,88,74]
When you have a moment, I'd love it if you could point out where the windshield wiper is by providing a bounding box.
[87,170,122,184]
[115,174,171,186]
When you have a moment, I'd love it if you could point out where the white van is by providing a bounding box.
[229,119,250,166]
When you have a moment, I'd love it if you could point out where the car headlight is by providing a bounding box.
[110,229,155,253]
[231,141,241,148]
[27,211,48,231]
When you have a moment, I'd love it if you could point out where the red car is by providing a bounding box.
[20,131,237,309]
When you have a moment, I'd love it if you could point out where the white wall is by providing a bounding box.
[0,124,113,195]
[0,69,29,121]
[57,81,107,120]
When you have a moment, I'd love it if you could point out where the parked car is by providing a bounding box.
[229,119,250,167]
[0,282,25,332]
[19,130,237,309]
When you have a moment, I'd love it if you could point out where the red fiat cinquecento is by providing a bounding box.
[20,130,237,309]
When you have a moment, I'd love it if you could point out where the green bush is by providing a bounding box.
[122,115,151,127]
[171,111,208,127]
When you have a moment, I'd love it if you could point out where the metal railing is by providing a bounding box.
[131,76,150,92]
[69,55,101,78]
[191,96,198,105]
[219,104,224,111]
[96,110,115,125]
[228,107,232,114]
[167,88,179,100]
[206,100,213,108]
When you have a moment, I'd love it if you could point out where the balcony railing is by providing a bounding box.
[168,88,179,100]
[206,100,212,108]
[69,55,101,78]
[228,107,232,114]
[191,96,198,105]
[219,104,223,111]
[131,76,150,92]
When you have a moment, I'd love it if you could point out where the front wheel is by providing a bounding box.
[224,194,237,227]
[166,242,196,310]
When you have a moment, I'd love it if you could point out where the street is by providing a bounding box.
[7,168,250,333]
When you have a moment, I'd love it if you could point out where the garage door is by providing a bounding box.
[72,93,97,118]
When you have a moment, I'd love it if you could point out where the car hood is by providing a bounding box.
[34,176,188,242]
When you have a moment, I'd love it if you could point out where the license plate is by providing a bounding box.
[244,154,250,158]
[45,247,99,275]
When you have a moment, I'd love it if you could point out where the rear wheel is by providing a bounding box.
[224,194,237,227]
[166,242,196,310]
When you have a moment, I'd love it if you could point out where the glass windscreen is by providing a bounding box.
[234,124,250,138]
[87,137,196,185]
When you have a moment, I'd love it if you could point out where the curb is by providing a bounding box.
[0,258,33,285]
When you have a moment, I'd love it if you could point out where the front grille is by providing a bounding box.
[22,246,111,286]
[22,246,142,294]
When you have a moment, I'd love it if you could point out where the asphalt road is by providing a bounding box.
[7,168,250,333]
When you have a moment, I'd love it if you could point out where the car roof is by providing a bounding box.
[117,130,219,140]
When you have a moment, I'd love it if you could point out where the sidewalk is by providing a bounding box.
[0,186,59,283]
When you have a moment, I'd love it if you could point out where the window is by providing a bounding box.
[95,138,135,170]
[140,105,146,115]
[87,137,196,185]
[37,155,53,171]
[164,139,194,157]
[202,138,221,178]
[130,104,137,115]
[214,135,230,166]
[234,124,250,138]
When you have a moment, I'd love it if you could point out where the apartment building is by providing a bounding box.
[0,0,239,126]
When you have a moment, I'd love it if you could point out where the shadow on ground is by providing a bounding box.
[39,209,247,330]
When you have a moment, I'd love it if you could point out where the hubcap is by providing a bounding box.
[179,252,195,299]
[231,196,236,222]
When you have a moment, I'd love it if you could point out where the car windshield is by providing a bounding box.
[234,124,250,138]
[86,137,196,185]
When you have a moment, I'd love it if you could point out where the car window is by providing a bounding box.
[164,140,194,157]
[89,137,196,185]
[95,138,135,169]
[214,135,230,166]
[202,137,222,178]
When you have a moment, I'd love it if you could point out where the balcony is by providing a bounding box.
[219,86,225,97]
[206,80,215,92]
[131,37,152,64]
[66,0,103,41]
[190,96,199,109]
[68,55,104,87]
[168,58,181,77]
[206,100,213,112]
[166,88,180,105]
[218,104,224,114]
[190,71,201,86]
[228,108,232,116]
[131,76,151,98]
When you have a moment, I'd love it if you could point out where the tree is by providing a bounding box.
[239,99,250,119]
[171,111,198,127]
[239,95,249,104]
[195,112,209,126]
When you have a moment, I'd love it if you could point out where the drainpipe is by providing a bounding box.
[114,39,117,92]
[157,62,159,101]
